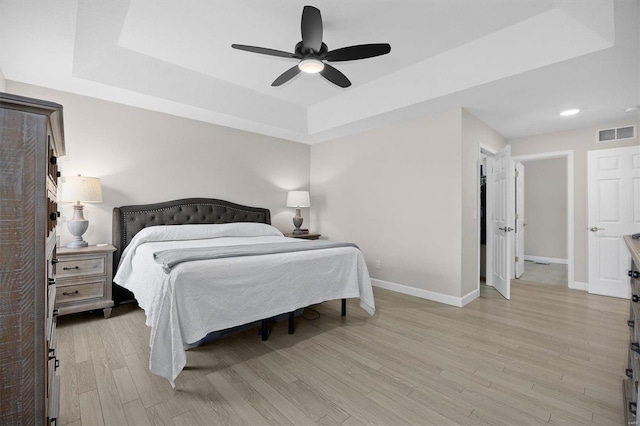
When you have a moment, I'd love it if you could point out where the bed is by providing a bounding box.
[112,198,375,387]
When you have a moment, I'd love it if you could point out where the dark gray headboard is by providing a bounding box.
[111,198,271,302]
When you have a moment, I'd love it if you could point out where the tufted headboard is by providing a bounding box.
[111,198,271,303]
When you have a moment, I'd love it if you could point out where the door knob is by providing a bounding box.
[589,227,604,232]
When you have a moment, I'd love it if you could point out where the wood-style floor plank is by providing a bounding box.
[58,282,628,425]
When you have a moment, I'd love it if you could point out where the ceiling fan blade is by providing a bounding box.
[272,65,302,86]
[231,44,297,59]
[301,6,322,53]
[325,43,391,62]
[320,64,351,88]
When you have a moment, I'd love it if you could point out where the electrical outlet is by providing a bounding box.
[375,260,381,269]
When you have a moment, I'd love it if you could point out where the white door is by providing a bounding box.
[514,161,525,278]
[488,145,514,299]
[587,146,640,298]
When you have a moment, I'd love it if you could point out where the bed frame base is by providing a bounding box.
[259,299,346,341]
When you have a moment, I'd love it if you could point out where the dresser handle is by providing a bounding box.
[63,266,79,270]
[49,156,57,165]
[54,359,60,370]
[48,278,55,285]
[62,290,79,296]
[633,295,640,303]
[51,258,59,265]
[48,353,56,361]
[627,368,634,378]
[629,320,635,328]
[52,308,59,317]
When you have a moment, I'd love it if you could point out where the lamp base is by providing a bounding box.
[67,204,90,248]
[66,237,89,248]
[292,208,303,235]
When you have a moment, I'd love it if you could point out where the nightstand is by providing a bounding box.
[54,244,116,318]
[285,233,321,240]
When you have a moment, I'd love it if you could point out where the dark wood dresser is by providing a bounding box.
[624,235,640,425]
[0,93,66,425]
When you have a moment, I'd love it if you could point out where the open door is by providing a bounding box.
[487,144,514,299]
[587,146,640,298]
[514,161,525,278]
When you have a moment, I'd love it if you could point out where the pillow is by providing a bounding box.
[127,222,283,249]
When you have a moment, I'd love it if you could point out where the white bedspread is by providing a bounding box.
[114,223,375,387]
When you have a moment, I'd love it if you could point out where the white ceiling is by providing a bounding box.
[1,0,638,144]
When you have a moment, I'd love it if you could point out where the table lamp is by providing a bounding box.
[61,175,102,248]
[286,190,310,235]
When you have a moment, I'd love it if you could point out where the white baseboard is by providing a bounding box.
[524,255,568,265]
[570,281,588,291]
[371,278,478,308]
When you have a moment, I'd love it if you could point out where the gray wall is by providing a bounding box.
[310,108,505,301]
[522,158,567,260]
[509,120,639,284]
[6,81,311,246]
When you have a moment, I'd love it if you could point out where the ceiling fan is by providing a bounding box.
[231,5,391,88]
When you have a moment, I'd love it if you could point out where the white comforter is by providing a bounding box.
[114,223,375,387]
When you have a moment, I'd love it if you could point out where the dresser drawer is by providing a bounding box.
[56,280,105,304]
[55,256,105,278]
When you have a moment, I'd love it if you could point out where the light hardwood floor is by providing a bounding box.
[57,281,628,425]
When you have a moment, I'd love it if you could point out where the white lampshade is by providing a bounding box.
[286,190,310,208]
[61,175,103,203]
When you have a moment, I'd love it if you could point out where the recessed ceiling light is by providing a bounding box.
[560,108,580,117]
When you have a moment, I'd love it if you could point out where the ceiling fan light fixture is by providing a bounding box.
[298,58,324,74]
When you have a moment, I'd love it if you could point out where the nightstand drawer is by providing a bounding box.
[56,280,105,303]
[55,257,105,278]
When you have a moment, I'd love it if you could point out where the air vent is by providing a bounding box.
[597,125,636,143]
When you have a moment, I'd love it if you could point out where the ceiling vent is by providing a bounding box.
[597,125,636,143]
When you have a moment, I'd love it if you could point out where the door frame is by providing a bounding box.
[511,150,575,289]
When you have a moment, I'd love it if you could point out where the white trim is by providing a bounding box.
[512,150,575,290]
[461,288,480,306]
[572,281,588,291]
[371,278,477,308]
[524,255,568,265]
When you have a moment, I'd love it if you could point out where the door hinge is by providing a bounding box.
[515,169,519,177]
[515,256,519,262]
[515,213,519,219]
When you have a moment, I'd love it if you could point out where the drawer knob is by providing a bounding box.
[52,308,59,317]
[629,320,635,328]
[633,295,640,303]
[48,278,55,285]
[62,290,79,296]
[62,266,80,271]
[51,258,59,265]
[49,156,57,165]
[49,212,59,221]
[631,270,640,278]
